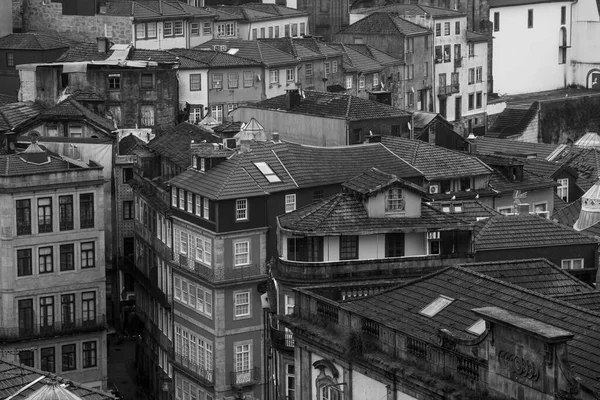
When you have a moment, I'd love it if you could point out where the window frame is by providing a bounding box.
[38,197,53,233]
[386,188,405,212]
[243,71,253,87]
[82,341,97,368]
[81,242,95,269]
[16,199,31,235]
[285,194,296,213]
[234,291,251,318]
[59,243,75,271]
[212,73,223,89]
[62,344,76,371]
[228,72,239,89]
[234,240,250,266]
[17,248,33,276]
[39,246,53,274]
[6,52,14,67]
[528,9,534,29]
[79,193,94,229]
[190,74,201,91]
[561,259,584,270]
[235,198,248,221]
[339,235,359,260]
[41,347,55,373]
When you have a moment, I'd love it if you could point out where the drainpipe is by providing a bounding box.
[568,0,578,86]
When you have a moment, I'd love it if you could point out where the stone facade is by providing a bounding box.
[20,0,132,43]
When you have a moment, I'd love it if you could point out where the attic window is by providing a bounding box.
[200,158,205,172]
[419,295,454,317]
[441,203,451,213]
[467,319,486,335]
[453,203,463,213]
[254,162,281,183]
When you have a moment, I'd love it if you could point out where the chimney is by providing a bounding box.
[240,140,252,153]
[272,132,280,143]
[285,89,301,110]
[467,132,477,154]
[96,37,111,54]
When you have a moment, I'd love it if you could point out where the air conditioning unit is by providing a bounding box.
[429,184,440,194]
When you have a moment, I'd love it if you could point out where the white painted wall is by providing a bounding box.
[265,66,300,98]
[491,2,571,94]
[352,371,388,400]
[242,16,309,39]
[133,20,214,50]
[570,0,600,87]
[405,232,427,256]
[178,68,209,113]
[262,0,299,9]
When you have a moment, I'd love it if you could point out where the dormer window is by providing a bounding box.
[192,157,197,169]
[441,203,451,213]
[386,188,404,212]
[200,158,206,172]
[453,203,463,213]
[254,162,281,183]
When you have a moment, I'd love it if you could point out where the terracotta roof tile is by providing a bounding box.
[474,136,559,159]
[427,200,501,222]
[168,48,261,68]
[336,12,430,36]
[199,39,297,67]
[342,167,425,195]
[352,3,465,18]
[550,146,600,192]
[31,97,115,133]
[0,102,44,132]
[0,32,72,50]
[473,213,598,251]
[555,291,600,312]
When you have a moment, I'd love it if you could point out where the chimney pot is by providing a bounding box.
[272,132,280,143]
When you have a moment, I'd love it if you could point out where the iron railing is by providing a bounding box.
[0,315,106,342]
[230,366,260,388]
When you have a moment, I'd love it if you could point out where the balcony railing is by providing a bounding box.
[438,84,460,96]
[174,254,265,283]
[230,367,260,388]
[454,57,462,68]
[80,218,94,229]
[17,222,31,235]
[174,353,214,386]
[0,315,107,342]
[271,326,295,350]
[59,219,74,231]
[38,222,52,233]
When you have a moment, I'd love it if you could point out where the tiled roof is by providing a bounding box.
[210,3,307,21]
[381,136,492,180]
[0,94,17,107]
[342,167,425,195]
[474,136,559,159]
[258,37,344,62]
[336,12,431,36]
[168,140,423,200]
[489,0,569,8]
[119,133,148,155]
[199,39,297,67]
[345,43,402,66]
[278,191,471,234]
[102,0,214,20]
[473,213,598,251]
[0,152,88,176]
[477,154,558,193]
[244,90,411,121]
[353,3,465,18]
[56,43,178,64]
[459,258,594,295]
[549,146,600,192]
[427,200,501,222]
[340,266,600,389]
[30,97,115,133]
[552,198,600,238]
[487,104,538,138]
[555,291,600,312]
[129,48,179,63]
[328,43,397,73]
[0,102,44,132]
[466,30,490,42]
[0,32,71,50]
[574,132,600,148]
[148,122,223,168]
[0,359,115,400]
[71,91,105,102]
[168,48,261,69]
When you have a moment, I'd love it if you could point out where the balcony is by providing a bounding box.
[0,316,107,343]
[174,254,265,283]
[230,366,260,388]
[454,57,462,68]
[173,353,214,387]
[438,84,460,97]
[16,222,31,235]
[274,254,473,283]
[270,326,295,351]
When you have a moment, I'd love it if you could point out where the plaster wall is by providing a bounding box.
[491,2,571,95]
[242,16,309,39]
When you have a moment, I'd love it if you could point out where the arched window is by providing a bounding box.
[558,27,567,64]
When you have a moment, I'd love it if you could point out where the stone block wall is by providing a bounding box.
[21,0,132,43]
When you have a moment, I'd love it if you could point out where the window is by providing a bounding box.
[123,201,133,220]
[108,74,121,90]
[285,24,290,37]
[123,167,133,182]
[195,237,212,266]
[228,72,239,89]
[18,299,34,336]
[6,52,14,67]
[286,364,295,400]
[203,198,210,220]
[455,95,462,119]
[557,178,569,202]
[420,295,454,317]
[190,107,202,123]
[562,259,584,269]
[559,27,567,64]
[270,70,279,84]
[40,296,54,331]
[476,91,482,109]
[300,22,306,36]
[324,62,331,77]
[38,197,52,233]
[236,199,248,221]
[191,22,200,35]
[61,294,75,327]
[332,61,338,73]
[195,196,202,216]
[359,74,365,89]
[212,73,223,89]
[234,291,251,317]
[39,247,53,273]
[210,105,223,123]
[57,196,73,231]
[561,6,566,24]
[59,244,74,271]
[339,235,358,260]
[406,37,414,53]
[164,21,173,36]
[175,277,181,300]
[82,292,96,323]
[180,231,189,255]
[136,24,146,39]
[435,45,443,63]
[83,341,97,368]
[528,9,533,28]
[292,23,298,37]
[16,199,31,235]
[17,249,32,276]
[234,241,250,266]
[444,22,450,35]
[81,242,95,268]
[468,42,474,57]
[468,68,475,84]
[494,12,500,32]
[285,194,296,213]
[190,74,201,91]
[41,347,55,373]
[68,124,82,138]
[345,75,352,89]
[19,350,34,368]
[203,22,212,35]
[286,68,295,82]
[467,93,474,110]
[405,64,414,80]
[243,71,253,87]
[406,91,414,107]
[147,22,157,38]
[444,45,451,62]
[275,26,280,38]
[234,343,251,384]
[386,233,405,257]
[497,206,513,215]
[476,66,483,82]
[179,189,185,210]
[373,72,379,86]
[435,23,441,36]
[172,189,178,207]
[428,231,440,255]
[187,192,193,212]
[305,63,313,77]
[62,344,76,371]
[455,21,460,34]
[269,26,274,38]
[174,21,184,36]
[386,188,405,211]
[80,193,94,228]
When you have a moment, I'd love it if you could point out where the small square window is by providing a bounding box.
[141,73,154,89]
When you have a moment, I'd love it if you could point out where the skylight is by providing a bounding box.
[254,162,281,183]
[419,295,454,317]
[467,319,487,335]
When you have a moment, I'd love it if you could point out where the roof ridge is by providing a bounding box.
[312,193,346,232]
[379,142,425,176]
[345,94,352,119]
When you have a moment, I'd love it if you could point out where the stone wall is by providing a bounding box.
[12,0,22,32]
[22,0,132,43]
